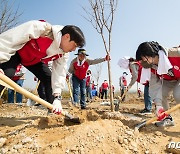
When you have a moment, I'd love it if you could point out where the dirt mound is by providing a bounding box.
[0,95,179,154]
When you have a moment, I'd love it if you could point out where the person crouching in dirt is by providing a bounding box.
[66,49,110,109]
[118,57,153,115]
[0,20,85,115]
[136,41,180,127]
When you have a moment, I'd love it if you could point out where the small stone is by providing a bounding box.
[0,138,7,148]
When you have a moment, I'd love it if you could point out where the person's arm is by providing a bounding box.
[0,20,52,63]
[68,58,76,75]
[128,63,139,89]
[87,57,106,65]
[51,53,69,96]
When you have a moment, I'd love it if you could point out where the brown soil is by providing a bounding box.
[0,94,179,154]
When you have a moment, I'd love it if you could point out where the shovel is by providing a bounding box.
[0,73,80,123]
[26,80,40,106]
[66,78,74,107]
[135,103,180,131]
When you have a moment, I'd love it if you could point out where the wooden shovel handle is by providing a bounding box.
[146,103,180,125]
[0,73,53,109]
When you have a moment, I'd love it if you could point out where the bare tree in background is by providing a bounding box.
[92,63,103,94]
[82,0,118,111]
[0,0,22,34]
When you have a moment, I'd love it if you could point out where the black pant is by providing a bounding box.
[101,89,107,99]
[0,53,54,104]
[37,81,46,100]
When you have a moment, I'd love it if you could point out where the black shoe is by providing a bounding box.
[139,109,152,115]
[81,106,86,110]
[34,103,41,106]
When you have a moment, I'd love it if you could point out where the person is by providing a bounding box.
[67,49,110,109]
[8,64,27,104]
[136,41,180,127]
[101,80,109,99]
[0,20,85,115]
[118,57,152,114]
[91,87,98,97]
[138,88,142,98]
[91,81,97,90]
[119,72,128,101]
[85,70,93,102]
[99,86,103,98]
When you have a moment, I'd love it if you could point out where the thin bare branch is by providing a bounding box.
[81,0,119,111]
[0,0,22,34]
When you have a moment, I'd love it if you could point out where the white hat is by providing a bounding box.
[117,56,130,69]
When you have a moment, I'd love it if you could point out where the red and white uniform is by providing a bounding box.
[128,61,149,88]
[68,57,105,80]
[12,64,27,81]
[0,20,69,94]
[101,81,109,90]
[149,47,180,110]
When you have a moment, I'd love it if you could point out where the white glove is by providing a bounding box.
[52,99,62,115]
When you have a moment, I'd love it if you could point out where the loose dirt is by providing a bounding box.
[0,94,179,154]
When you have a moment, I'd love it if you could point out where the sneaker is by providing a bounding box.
[155,116,175,127]
[139,109,152,115]
[81,106,86,110]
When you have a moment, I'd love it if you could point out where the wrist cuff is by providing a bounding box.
[54,96,62,100]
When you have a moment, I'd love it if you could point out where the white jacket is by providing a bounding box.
[0,20,69,94]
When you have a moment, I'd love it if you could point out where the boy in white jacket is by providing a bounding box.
[0,20,85,114]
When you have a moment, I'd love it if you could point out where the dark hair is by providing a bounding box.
[136,41,162,60]
[61,25,85,48]
[128,57,136,62]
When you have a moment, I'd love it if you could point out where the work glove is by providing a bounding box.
[156,106,168,121]
[52,99,62,115]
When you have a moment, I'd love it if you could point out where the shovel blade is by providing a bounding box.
[135,120,147,131]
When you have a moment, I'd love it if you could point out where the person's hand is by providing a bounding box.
[156,106,168,121]
[0,69,4,74]
[52,99,62,115]
[105,55,111,61]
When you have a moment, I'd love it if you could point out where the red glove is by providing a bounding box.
[105,55,111,61]
[156,106,168,121]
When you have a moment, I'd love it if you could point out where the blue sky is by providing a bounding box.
[13,0,180,92]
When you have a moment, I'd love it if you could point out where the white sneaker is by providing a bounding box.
[155,116,175,127]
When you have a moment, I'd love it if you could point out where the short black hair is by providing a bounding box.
[61,25,85,48]
[136,41,161,60]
